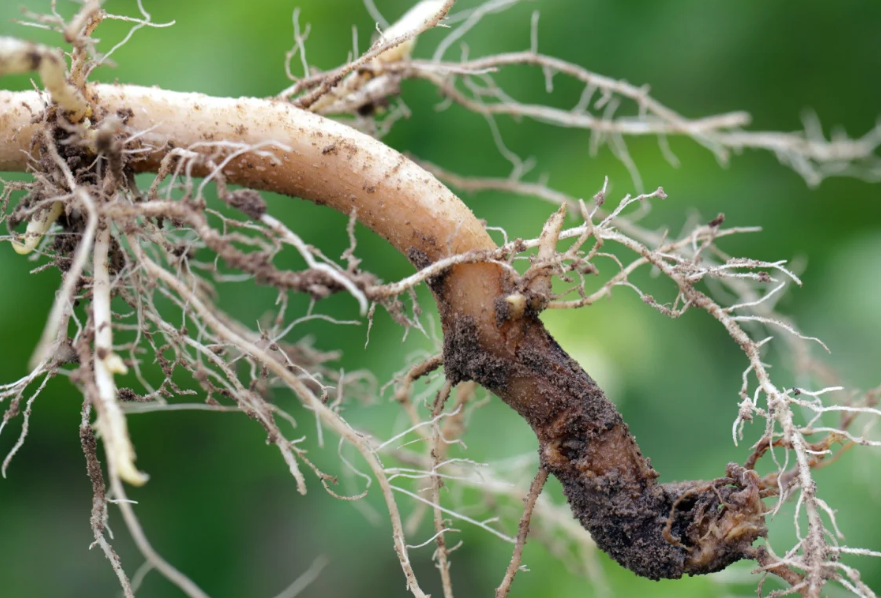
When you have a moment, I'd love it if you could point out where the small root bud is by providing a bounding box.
[503,293,527,320]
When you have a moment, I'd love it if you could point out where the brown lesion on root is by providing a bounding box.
[430,259,767,580]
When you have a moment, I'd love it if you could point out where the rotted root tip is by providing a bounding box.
[676,463,768,576]
[553,455,767,579]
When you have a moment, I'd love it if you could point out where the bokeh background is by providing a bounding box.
[1,1,880,597]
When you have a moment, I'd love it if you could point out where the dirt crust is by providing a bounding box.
[437,279,767,579]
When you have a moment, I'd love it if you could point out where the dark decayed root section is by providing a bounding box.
[431,262,767,580]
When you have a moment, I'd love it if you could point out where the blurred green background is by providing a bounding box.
[1,1,880,597]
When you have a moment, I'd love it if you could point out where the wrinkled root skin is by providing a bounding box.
[434,264,767,580]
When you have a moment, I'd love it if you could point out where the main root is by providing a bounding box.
[2,1,879,595]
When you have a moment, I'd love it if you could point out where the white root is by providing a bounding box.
[0,36,89,120]
[11,200,63,255]
[92,225,147,486]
